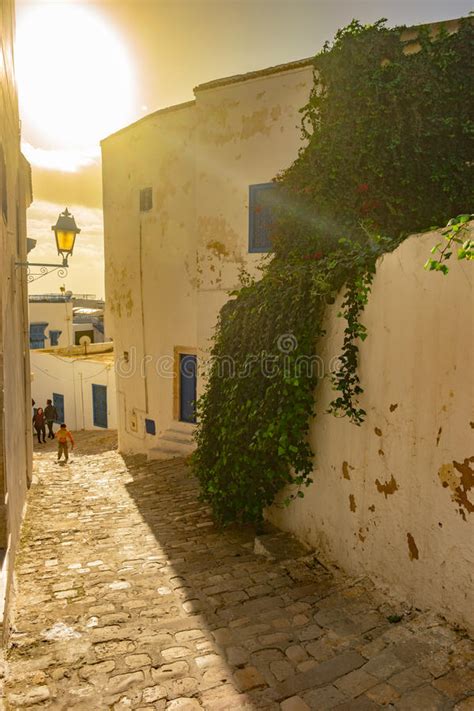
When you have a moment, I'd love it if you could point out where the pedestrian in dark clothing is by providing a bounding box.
[33,407,46,444]
[44,399,58,439]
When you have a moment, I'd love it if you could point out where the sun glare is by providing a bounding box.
[15,3,136,153]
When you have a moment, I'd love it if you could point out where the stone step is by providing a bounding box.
[167,421,196,436]
[154,438,195,455]
[161,430,195,445]
[147,423,196,461]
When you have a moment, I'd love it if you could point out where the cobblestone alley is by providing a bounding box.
[2,432,473,710]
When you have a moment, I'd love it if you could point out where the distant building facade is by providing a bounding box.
[0,0,33,633]
[30,342,117,431]
[29,292,107,349]
[29,294,73,348]
[102,57,313,457]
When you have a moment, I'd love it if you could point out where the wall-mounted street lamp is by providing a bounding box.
[16,208,81,282]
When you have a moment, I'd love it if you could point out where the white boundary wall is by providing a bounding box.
[268,229,474,634]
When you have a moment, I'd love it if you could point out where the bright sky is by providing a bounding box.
[16,0,472,297]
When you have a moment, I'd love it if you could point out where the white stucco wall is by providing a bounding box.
[30,348,117,431]
[29,301,73,347]
[268,228,474,633]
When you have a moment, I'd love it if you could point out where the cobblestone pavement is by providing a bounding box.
[3,432,473,710]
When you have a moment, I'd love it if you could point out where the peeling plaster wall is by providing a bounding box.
[268,228,474,633]
[0,0,33,633]
[194,66,313,378]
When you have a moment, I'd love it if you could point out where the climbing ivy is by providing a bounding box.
[424,213,474,274]
[193,18,474,525]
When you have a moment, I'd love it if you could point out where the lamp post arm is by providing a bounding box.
[16,261,62,268]
[15,256,69,269]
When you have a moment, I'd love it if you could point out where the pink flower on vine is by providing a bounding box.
[303,251,324,261]
[359,198,381,214]
[356,183,369,193]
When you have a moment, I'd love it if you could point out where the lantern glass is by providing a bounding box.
[55,229,76,255]
[51,209,80,264]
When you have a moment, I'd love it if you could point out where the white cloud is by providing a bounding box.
[22,142,100,173]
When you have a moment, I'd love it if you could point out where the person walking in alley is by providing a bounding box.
[33,407,46,444]
[56,424,74,463]
[44,399,58,439]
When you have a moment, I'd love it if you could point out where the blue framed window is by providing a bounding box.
[248,183,279,253]
[29,322,48,349]
[49,329,62,346]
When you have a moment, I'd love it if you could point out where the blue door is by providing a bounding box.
[52,393,64,424]
[92,384,108,428]
[179,354,197,423]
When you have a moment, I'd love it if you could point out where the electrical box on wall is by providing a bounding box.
[145,418,156,435]
[129,410,138,432]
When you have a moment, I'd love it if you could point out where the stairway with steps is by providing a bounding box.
[147,421,196,460]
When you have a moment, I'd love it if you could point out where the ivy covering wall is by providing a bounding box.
[193,18,474,524]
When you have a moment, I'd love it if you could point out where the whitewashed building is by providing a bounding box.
[0,0,33,634]
[30,343,117,431]
[102,57,314,458]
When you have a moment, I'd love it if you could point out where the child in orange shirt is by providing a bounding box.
[55,424,74,463]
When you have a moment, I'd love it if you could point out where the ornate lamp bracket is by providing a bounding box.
[15,258,69,283]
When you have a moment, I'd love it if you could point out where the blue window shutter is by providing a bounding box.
[49,329,62,346]
[30,322,48,349]
[249,183,279,253]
